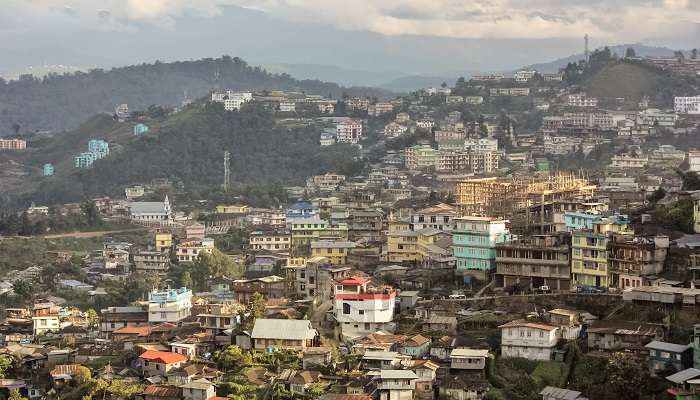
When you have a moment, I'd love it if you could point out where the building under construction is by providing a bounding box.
[454,172,597,233]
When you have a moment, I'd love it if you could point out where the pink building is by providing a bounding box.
[0,139,27,150]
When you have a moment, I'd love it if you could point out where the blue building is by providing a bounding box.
[88,139,109,159]
[286,201,318,221]
[453,216,512,282]
[564,212,602,232]
[42,163,54,176]
[134,123,150,135]
[74,152,97,168]
[645,340,693,376]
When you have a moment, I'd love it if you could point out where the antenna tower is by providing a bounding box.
[223,150,231,192]
[584,34,590,62]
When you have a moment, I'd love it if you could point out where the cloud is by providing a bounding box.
[3,0,700,41]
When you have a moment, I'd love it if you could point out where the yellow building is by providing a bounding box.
[290,219,349,257]
[310,240,356,265]
[571,215,632,288]
[155,232,173,253]
[416,228,452,262]
[215,205,250,214]
[386,219,418,263]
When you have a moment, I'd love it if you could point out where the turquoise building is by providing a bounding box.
[453,216,511,282]
[564,212,603,232]
[42,163,54,176]
[134,123,149,135]
[88,139,109,159]
[74,152,97,168]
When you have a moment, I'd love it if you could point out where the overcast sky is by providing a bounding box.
[2,1,699,79]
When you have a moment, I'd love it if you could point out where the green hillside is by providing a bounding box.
[0,56,389,136]
[585,63,659,101]
[0,102,364,209]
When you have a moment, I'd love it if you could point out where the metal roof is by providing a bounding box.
[666,368,700,384]
[539,386,584,400]
[645,340,692,354]
[250,319,316,341]
[380,370,418,380]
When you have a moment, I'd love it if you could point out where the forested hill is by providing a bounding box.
[0,56,389,136]
[15,102,364,208]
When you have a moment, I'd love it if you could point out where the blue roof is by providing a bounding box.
[288,201,313,209]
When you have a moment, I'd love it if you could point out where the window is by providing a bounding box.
[343,303,351,314]
[161,312,167,319]
[359,310,364,315]
[539,331,544,338]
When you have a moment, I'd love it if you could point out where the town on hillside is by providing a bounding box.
[5,44,700,400]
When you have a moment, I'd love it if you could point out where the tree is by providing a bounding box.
[244,292,267,330]
[441,82,447,88]
[12,281,33,300]
[625,47,636,58]
[647,187,666,204]
[180,271,193,289]
[8,390,27,400]
[80,200,102,226]
[73,365,93,385]
[0,355,12,379]
[216,345,251,371]
[692,48,698,60]
[607,352,648,400]
[19,212,32,236]
[86,309,98,330]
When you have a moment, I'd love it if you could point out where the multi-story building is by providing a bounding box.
[571,215,631,288]
[490,87,530,96]
[384,122,409,138]
[42,163,54,176]
[249,229,291,252]
[346,97,370,111]
[147,287,192,323]
[386,219,419,263]
[453,216,511,281]
[311,173,346,192]
[310,240,356,265]
[376,370,418,400]
[674,96,700,114]
[334,276,396,339]
[415,228,452,263]
[410,203,458,232]
[514,69,537,82]
[32,302,60,336]
[285,257,351,300]
[499,320,560,361]
[543,73,564,82]
[336,120,364,144]
[348,209,384,242]
[279,101,296,112]
[155,232,173,252]
[88,139,110,158]
[638,108,677,127]
[405,144,439,169]
[129,196,172,223]
[99,305,148,338]
[495,234,571,292]
[464,96,484,104]
[471,74,505,81]
[0,138,27,150]
[610,154,648,169]
[567,94,598,108]
[290,219,348,256]
[74,151,97,168]
[609,234,669,289]
[211,90,253,111]
[369,102,394,116]
[133,250,170,273]
[175,237,215,262]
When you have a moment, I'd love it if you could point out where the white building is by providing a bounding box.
[32,303,60,336]
[514,70,537,83]
[176,238,215,262]
[490,87,530,96]
[567,94,598,108]
[377,370,417,400]
[147,287,192,323]
[279,101,296,112]
[211,90,253,111]
[369,102,394,117]
[129,196,172,223]
[464,96,484,105]
[674,96,700,114]
[334,276,396,339]
[688,151,700,173]
[610,154,648,169]
[336,120,364,144]
[384,122,408,138]
[498,320,559,361]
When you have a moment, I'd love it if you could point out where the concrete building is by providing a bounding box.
[405,144,439,170]
[279,101,296,112]
[175,238,215,262]
[310,240,356,265]
[0,138,27,150]
[334,276,396,339]
[336,119,364,144]
[453,216,511,281]
[449,348,488,370]
[147,287,192,323]
[688,151,700,173]
[410,203,458,232]
[133,123,149,135]
[567,94,598,108]
[133,251,170,273]
[249,229,291,252]
[32,303,60,336]
[251,318,317,350]
[386,219,418,263]
[499,320,559,361]
[646,341,693,376]
[376,370,417,400]
[129,196,172,223]
[675,96,700,114]
[42,163,54,176]
[514,69,537,82]
[74,152,97,168]
[211,90,252,111]
[609,234,669,289]
[571,215,631,288]
[495,234,571,292]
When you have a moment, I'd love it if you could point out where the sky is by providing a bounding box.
[1,1,699,81]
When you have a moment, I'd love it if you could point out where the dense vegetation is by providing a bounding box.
[0,56,389,135]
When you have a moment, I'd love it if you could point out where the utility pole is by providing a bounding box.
[223,150,231,192]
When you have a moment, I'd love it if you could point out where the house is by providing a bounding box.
[547,309,582,340]
[334,276,396,339]
[336,119,364,144]
[424,315,458,334]
[540,386,588,400]
[439,373,490,400]
[147,287,192,323]
[450,349,488,371]
[499,320,560,361]
[666,368,700,395]
[430,336,455,361]
[49,364,83,386]
[139,350,188,376]
[171,342,198,360]
[587,320,664,351]
[289,370,323,395]
[362,351,410,370]
[32,302,60,336]
[397,291,420,313]
[303,347,333,369]
[398,335,431,357]
[142,385,182,400]
[353,333,409,354]
[176,238,215,262]
[310,240,356,265]
[376,370,417,400]
[646,341,693,375]
[181,379,216,400]
[453,216,511,282]
[403,360,439,400]
[250,319,317,350]
[99,305,148,338]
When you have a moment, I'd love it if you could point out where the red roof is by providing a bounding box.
[113,325,152,336]
[338,276,370,285]
[139,350,188,364]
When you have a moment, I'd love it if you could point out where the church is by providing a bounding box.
[129,195,172,223]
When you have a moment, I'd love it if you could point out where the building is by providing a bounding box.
[587,320,663,351]
[74,152,97,168]
[115,103,129,120]
[175,238,215,262]
[32,303,60,336]
[405,144,439,170]
[211,90,253,111]
[147,287,192,323]
[688,151,700,173]
[675,96,700,114]
[336,119,364,144]
[499,320,559,361]
[250,318,317,350]
[287,201,318,223]
[134,251,170,273]
[129,196,172,223]
[376,370,417,400]
[348,209,384,242]
[285,257,351,300]
[334,276,396,339]
[646,341,693,376]
[410,203,458,232]
[346,97,370,111]
[279,101,296,112]
[495,234,571,292]
[384,122,408,138]
[139,351,188,377]
[490,87,531,96]
[386,219,418,263]
[134,123,150,135]
[571,215,631,288]
[0,138,27,150]
[567,94,598,108]
[99,306,148,338]
[249,229,291,252]
[609,234,669,289]
[453,216,511,281]
[42,163,54,176]
[369,102,394,116]
[540,387,587,400]
[310,240,356,265]
[88,139,109,158]
[514,69,537,82]
[155,232,173,252]
[610,154,648,169]
[449,348,488,370]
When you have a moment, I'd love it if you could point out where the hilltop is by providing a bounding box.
[0,56,390,136]
[0,101,364,208]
